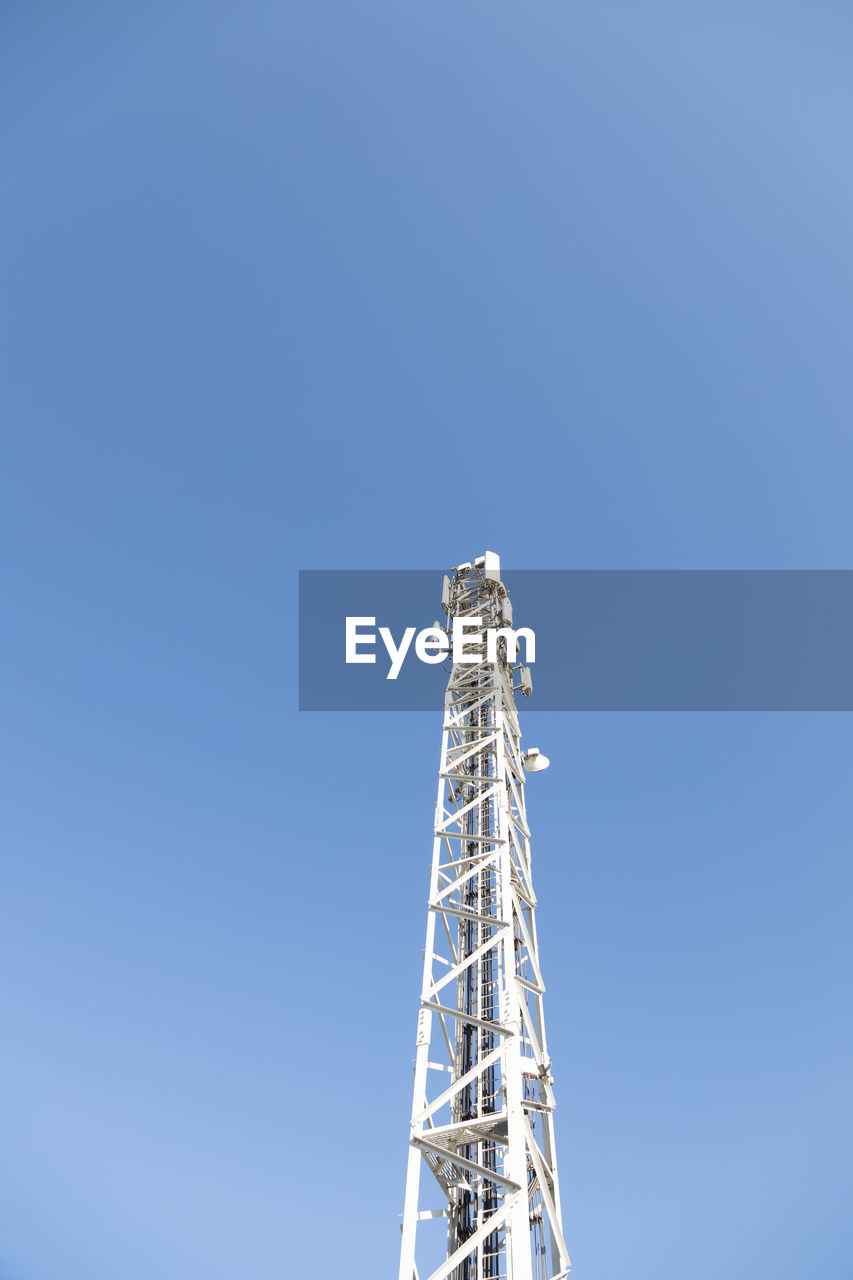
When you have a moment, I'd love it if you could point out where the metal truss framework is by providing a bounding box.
[400,553,570,1280]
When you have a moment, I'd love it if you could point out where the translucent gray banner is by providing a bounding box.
[298,570,853,710]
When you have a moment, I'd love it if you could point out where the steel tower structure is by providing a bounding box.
[399,553,570,1280]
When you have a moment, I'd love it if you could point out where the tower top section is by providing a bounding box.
[440,550,531,695]
[450,549,501,582]
[441,550,512,628]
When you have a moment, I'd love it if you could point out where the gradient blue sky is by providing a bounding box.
[2,3,852,1277]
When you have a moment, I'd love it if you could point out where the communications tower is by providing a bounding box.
[399,553,570,1280]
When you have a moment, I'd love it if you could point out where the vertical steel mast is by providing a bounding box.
[399,553,570,1280]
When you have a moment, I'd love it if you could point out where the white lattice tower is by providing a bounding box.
[399,552,570,1280]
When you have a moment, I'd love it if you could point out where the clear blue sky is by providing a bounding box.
[2,3,852,1277]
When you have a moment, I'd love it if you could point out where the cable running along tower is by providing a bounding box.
[399,553,569,1280]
